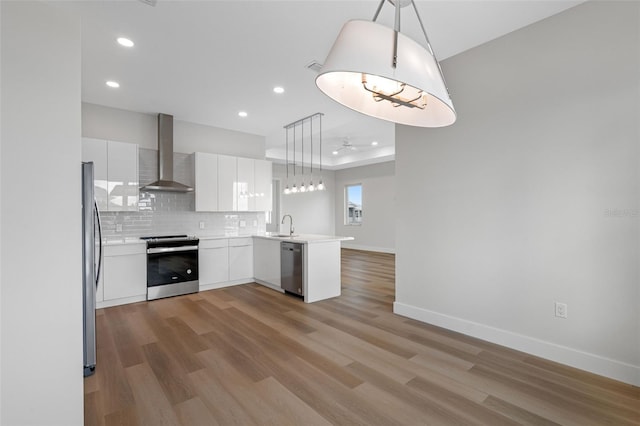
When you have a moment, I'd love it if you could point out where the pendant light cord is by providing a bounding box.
[319,114,322,173]
[310,116,313,176]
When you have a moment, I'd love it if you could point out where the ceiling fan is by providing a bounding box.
[331,138,369,155]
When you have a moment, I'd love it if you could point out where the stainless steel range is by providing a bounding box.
[141,235,199,300]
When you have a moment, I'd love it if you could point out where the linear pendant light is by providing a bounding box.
[316,0,456,128]
[283,113,325,195]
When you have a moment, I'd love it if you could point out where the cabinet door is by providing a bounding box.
[236,157,255,211]
[195,152,218,212]
[229,240,253,281]
[103,253,146,300]
[199,247,229,286]
[253,238,281,287]
[82,138,108,211]
[254,159,272,212]
[218,154,236,211]
[107,140,138,211]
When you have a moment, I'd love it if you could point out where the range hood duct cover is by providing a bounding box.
[141,113,194,192]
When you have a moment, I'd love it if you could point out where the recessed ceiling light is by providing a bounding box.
[238,111,248,118]
[332,150,339,155]
[273,86,285,94]
[117,37,134,48]
[106,81,120,88]
[371,141,379,146]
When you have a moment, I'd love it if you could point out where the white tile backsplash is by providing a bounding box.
[100,149,266,238]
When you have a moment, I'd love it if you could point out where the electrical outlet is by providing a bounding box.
[555,302,568,319]
[199,221,205,229]
[116,223,123,232]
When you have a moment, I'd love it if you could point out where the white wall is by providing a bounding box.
[335,162,395,253]
[273,164,336,235]
[82,102,266,158]
[0,2,3,418]
[395,1,639,385]
[1,1,84,423]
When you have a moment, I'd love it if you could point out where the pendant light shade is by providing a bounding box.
[316,2,456,128]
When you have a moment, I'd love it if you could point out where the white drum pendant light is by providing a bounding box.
[316,0,456,128]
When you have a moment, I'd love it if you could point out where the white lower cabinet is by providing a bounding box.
[101,244,146,305]
[253,238,281,288]
[199,239,229,288]
[229,237,254,281]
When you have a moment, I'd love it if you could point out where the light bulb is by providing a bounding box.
[300,183,307,193]
[291,184,298,193]
[317,180,325,191]
[284,186,290,195]
[364,73,402,95]
[308,182,315,192]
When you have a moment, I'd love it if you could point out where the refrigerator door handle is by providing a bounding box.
[94,200,103,288]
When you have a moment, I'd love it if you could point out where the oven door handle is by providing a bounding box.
[147,245,198,254]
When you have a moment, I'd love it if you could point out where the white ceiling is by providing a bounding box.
[55,0,583,169]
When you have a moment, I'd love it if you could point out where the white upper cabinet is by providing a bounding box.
[194,152,219,212]
[254,159,272,212]
[236,157,255,212]
[82,138,138,212]
[193,152,272,212]
[81,138,108,211]
[218,154,236,211]
[107,140,138,211]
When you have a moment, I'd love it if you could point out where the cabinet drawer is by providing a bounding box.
[229,237,253,247]
[200,238,229,249]
[104,243,146,257]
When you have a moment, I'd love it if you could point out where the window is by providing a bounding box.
[345,184,362,225]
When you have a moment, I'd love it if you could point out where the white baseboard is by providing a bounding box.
[254,279,285,293]
[393,301,640,387]
[200,279,253,292]
[341,243,395,254]
[97,294,146,309]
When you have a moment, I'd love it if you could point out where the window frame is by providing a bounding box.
[344,183,363,226]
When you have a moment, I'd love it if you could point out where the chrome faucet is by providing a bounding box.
[281,214,294,236]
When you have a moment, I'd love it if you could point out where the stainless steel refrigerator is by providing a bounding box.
[82,162,102,377]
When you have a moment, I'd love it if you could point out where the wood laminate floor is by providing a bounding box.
[85,248,639,425]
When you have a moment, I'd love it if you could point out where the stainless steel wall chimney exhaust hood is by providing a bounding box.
[141,113,194,192]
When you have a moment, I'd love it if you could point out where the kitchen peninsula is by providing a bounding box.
[253,233,354,303]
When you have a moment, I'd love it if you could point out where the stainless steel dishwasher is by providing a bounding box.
[281,241,304,296]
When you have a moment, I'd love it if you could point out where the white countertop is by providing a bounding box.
[254,233,354,244]
[198,234,255,240]
[104,233,354,245]
[103,237,145,246]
